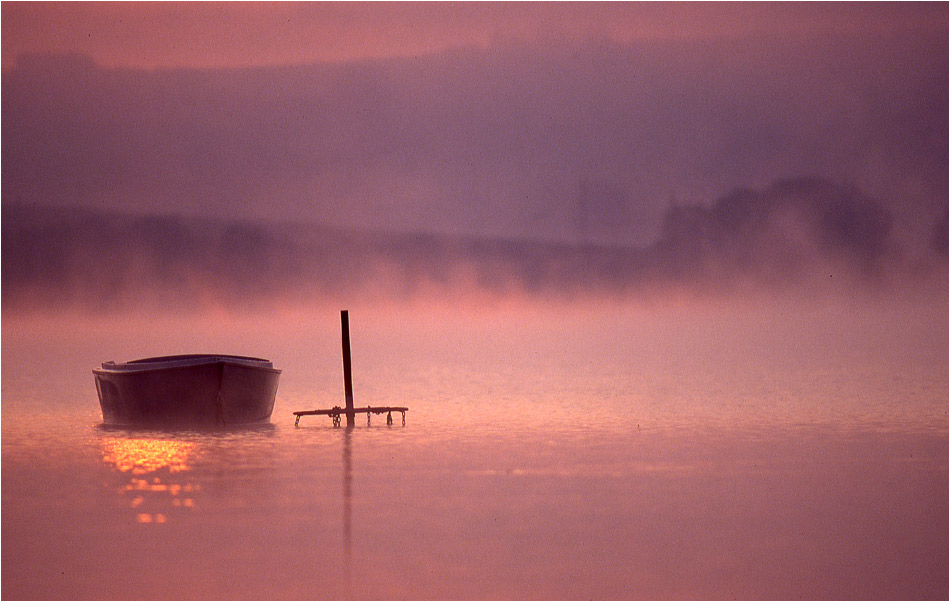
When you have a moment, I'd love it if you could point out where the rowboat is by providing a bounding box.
[93,354,280,427]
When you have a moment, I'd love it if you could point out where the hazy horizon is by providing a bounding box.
[4,174,946,316]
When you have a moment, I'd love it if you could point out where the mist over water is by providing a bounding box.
[2,297,947,599]
[3,182,946,599]
[3,176,947,317]
[2,5,947,598]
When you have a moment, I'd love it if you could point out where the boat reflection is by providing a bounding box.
[99,436,201,524]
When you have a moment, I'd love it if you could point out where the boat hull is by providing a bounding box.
[94,355,280,427]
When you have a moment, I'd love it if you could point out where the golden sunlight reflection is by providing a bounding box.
[100,437,201,525]
[101,437,197,473]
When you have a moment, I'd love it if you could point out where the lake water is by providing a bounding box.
[2,300,947,599]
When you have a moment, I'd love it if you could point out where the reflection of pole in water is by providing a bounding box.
[342,425,353,595]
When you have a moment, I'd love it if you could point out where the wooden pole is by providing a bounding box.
[341,310,355,427]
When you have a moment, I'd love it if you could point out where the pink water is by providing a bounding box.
[3,301,947,599]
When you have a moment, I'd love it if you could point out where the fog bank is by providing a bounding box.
[4,178,945,315]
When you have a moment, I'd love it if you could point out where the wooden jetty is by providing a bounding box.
[294,406,409,427]
[294,310,409,427]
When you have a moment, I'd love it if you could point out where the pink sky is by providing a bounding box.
[3,2,944,71]
[2,2,947,254]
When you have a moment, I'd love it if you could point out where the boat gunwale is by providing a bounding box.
[94,354,281,374]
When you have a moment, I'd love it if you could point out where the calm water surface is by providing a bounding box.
[3,303,947,599]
